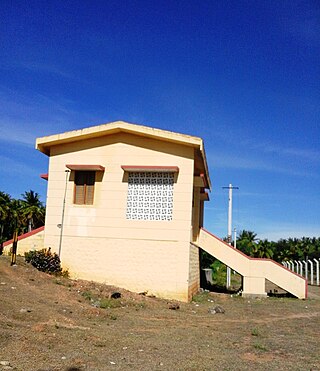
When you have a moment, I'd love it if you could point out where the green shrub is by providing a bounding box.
[24,250,37,263]
[81,291,94,301]
[209,260,241,290]
[100,298,122,309]
[192,291,210,303]
[25,248,62,274]
[253,342,267,351]
[211,260,226,283]
[251,328,260,337]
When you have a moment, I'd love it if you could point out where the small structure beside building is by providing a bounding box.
[3,226,45,256]
[13,120,306,301]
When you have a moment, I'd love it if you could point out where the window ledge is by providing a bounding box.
[66,164,105,171]
[121,165,179,173]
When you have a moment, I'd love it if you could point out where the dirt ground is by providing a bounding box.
[0,256,319,371]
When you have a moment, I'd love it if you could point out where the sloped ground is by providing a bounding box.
[0,256,319,371]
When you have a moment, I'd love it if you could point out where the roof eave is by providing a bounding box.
[200,144,211,191]
[35,121,203,155]
[35,121,212,189]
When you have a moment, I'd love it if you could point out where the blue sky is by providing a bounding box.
[1,0,319,240]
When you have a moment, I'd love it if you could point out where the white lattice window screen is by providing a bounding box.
[126,172,174,221]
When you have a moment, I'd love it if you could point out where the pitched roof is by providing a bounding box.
[36,121,211,189]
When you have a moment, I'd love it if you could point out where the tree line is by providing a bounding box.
[0,190,45,252]
[234,230,320,262]
[200,230,320,269]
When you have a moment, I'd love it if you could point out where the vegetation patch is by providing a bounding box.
[25,248,66,276]
[100,298,123,309]
[192,291,211,303]
[80,288,142,310]
[251,328,260,337]
[253,342,267,351]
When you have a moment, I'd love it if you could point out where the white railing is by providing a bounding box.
[283,258,320,286]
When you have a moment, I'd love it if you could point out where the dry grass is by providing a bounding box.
[0,256,319,371]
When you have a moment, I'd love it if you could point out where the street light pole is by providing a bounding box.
[223,184,239,289]
[58,170,70,258]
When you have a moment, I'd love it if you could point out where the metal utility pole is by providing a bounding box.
[222,184,239,289]
[58,170,70,257]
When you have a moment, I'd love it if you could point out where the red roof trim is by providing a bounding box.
[3,226,45,247]
[66,164,105,171]
[40,173,48,180]
[121,166,179,173]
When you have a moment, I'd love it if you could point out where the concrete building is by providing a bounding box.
[36,121,210,301]
[32,121,307,301]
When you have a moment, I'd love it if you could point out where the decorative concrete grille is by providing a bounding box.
[126,172,174,221]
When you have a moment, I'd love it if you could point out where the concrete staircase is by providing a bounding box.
[195,228,307,299]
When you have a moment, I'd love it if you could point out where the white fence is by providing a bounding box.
[282,259,320,286]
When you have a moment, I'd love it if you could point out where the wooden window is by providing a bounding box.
[74,171,95,205]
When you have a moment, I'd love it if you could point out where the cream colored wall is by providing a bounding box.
[3,229,45,256]
[44,132,195,301]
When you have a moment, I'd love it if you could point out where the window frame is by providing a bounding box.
[73,170,96,205]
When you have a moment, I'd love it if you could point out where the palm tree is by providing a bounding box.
[254,239,274,259]
[0,191,11,254]
[21,190,45,232]
[10,198,24,233]
[273,238,290,262]
[300,237,315,261]
[236,230,259,257]
[312,237,320,259]
[238,230,258,242]
[0,191,11,226]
